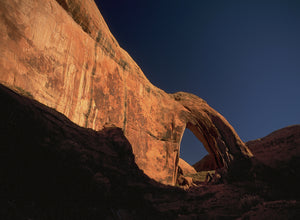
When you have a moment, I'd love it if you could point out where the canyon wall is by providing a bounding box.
[0,0,253,185]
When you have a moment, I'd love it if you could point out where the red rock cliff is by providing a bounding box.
[0,0,253,185]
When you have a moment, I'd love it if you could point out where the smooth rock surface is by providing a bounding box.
[0,0,253,185]
[178,158,197,176]
[193,154,217,172]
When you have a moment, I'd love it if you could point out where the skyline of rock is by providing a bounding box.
[1,0,253,185]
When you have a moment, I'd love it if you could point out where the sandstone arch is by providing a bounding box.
[179,128,209,168]
[173,92,253,181]
[0,0,253,185]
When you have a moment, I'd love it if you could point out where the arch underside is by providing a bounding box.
[186,122,224,169]
[173,92,253,184]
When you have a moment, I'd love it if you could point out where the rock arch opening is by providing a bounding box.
[179,128,208,167]
[176,124,228,187]
[185,122,225,170]
[178,122,226,175]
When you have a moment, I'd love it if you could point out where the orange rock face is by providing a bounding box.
[0,0,253,185]
[178,158,197,176]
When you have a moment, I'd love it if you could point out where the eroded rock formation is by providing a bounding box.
[2,84,299,220]
[193,154,217,172]
[246,125,300,169]
[194,125,300,175]
[0,84,180,219]
[0,0,253,185]
[178,158,197,176]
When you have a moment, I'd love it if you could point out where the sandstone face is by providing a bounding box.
[178,158,197,176]
[0,84,176,219]
[2,84,299,219]
[0,0,253,185]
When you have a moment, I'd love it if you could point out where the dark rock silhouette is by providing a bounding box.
[0,84,184,219]
[1,84,299,219]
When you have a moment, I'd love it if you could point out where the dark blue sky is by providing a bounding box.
[95,0,300,165]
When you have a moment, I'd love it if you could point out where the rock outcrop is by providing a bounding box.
[193,125,300,179]
[2,84,299,219]
[0,0,253,185]
[246,125,300,189]
[246,125,300,169]
[178,158,197,176]
[0,84,179,219]
[193,154,217,172]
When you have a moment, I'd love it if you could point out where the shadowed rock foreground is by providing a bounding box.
[1,84,299,219]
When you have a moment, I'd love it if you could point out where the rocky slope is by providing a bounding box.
[1,84,299,220]
[0,0,253,185]
[246,125,300,169]
[0,83,176,219]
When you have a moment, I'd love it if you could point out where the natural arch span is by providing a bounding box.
[172,92,253,183]
[0,0,253,185]
[179,128,209,166]
[186,123,223,168]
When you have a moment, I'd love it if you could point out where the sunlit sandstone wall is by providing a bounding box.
[0,0,252,185]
